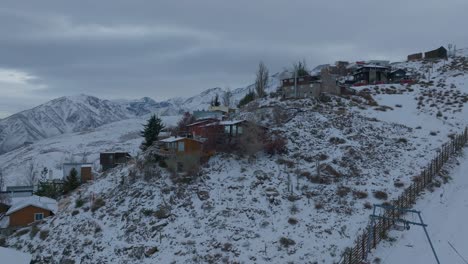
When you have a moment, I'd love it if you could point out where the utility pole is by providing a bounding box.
[294,70,298,98]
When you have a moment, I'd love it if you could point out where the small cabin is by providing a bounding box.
[424,46,447,60]
[63,163,94,182]
[100,152,132,171]
[3,186,34,198]
[389,69,407,83]
[5,195,57,227]
[353,64,390,84]
[156,137,203,157]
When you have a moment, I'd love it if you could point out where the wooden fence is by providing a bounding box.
[339,127,468,264]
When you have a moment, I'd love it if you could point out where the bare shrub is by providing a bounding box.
[352,190,368,199]
[364,202,373,209]
[373,191,388,200]
[279,237,296,248]
[154,205,172,219]
[272,106,289,125]
[276,158,295,168]
[39,230,49,240]
[394,181,404,188]
[315,202,324,209]
[91,197,106,212]
[336,186,351,197]
[288,217,298,225]
[264,135,287,155]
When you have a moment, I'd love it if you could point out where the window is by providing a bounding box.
[237,126,243,135]
[178,142,185,152]
[224,126,231,134]
[34,213,44,221]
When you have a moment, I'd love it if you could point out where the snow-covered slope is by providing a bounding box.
[370,148,468,264]
[0,116,180,186]
[1,50,467,264]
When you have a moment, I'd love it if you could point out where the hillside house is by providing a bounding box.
[193,110,224,120]
[100,152,132,171]
[63,163,93,182]
[2,186,34,198]
[389,69,408,83]
[424,46,447,60]
[281,74,321,99]
[154,137,204,172]
[155,137,203,156]
[5,195,57,227]
[407,52,423,61]
[353,64,390,85]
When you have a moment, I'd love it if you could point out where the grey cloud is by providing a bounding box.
[0,0,467,116]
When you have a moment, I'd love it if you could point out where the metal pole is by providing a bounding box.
[367,205,377,253]
[294,70,297,98]
[418,212,440,264]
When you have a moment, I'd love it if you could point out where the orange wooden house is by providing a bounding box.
[155,137,203,157]
[6,195,57,227]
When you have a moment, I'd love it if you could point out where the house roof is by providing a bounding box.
[159,136,203,144]
[0,247,32,264]
[6,195,58,216]
[160,136,186,143]
[219,120,245,125]
[359,64,390,69]
[186,119,216,127]
[63,162,93,166]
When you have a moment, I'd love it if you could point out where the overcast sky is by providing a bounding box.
[0,0,467,118]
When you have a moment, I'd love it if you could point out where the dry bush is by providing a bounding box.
[272,106,289,125]
[39,230,49,240]
[373,191,388,200]
[276,158,295,168]
[352,190,368,199]
[315,202,324,209]
[264,135,287,155]
[364,202,373,209]
[288,217,298,225]
[336,186,351,197]
[154,205,172,219]
[91,197,106,212]
[279,237,296,248]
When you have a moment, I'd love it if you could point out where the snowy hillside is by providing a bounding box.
[1,51,467,263]
[0,116,180,187]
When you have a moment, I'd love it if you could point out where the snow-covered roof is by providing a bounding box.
[0,247,32,264]
[186,120,215,127]
[63,162,93,166]
[219,120,245,126]
[160,136,186,143]
[6,195,58,216]
[359,64,390,69]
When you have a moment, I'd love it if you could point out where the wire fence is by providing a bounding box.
[338,127,468,264]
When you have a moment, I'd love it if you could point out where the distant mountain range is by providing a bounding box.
[0,74,280,154]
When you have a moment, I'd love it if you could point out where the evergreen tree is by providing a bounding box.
[238,89,256,108]
[63,168,80,194]
[141,114,165,149]
[293,59,309,76]
[211,94,220,107]
[36,180,63,199]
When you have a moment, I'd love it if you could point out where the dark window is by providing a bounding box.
[34,213,44,221]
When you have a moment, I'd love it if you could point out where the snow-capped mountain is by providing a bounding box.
[0,95,131,154]
[0,74,282,154]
